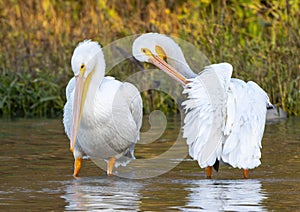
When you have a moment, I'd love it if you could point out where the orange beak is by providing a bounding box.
[148,54,188,86]
[70,74,86,152]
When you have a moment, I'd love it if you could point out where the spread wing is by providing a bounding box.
[182,63,232,168]
[222,79,269,169]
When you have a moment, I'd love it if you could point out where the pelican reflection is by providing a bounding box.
[62,177,142,211]
[179,179,267,211]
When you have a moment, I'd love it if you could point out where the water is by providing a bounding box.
[0,116,299,211]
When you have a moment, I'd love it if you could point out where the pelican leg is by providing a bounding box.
[205,166,213,179]
[243,169,249,179]
[73,157,82,177]
[107,157,116,176]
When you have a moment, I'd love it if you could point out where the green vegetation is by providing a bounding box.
[0,0,299,117]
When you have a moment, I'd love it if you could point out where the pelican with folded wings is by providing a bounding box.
[64,40,142,177]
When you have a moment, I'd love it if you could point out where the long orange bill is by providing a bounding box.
[148,55,188,86]
[70,74,85,152]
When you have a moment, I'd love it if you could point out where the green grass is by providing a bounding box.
[0,0,299,117]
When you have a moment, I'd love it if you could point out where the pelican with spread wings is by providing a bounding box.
[133,33,272,178]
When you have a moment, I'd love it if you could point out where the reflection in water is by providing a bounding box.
[62,177,143,211]
[179,179,267,211]
[1,118,300,211]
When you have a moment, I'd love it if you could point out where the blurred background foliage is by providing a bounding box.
[0,0,299,117]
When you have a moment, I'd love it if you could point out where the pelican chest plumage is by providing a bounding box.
[63,40,143,177]
[132,33,273,178]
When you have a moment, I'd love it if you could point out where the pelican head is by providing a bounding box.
[132,33,196,85]
[70,40,105,152]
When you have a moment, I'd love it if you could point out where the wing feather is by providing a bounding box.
[113,82,143,166]
[182,63,232,168]
[122,82,143,140]
[63,77,76,139]
[222,80,269,169]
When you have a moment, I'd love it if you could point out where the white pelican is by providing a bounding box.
[132,33,273,178]
[63,40,142,177]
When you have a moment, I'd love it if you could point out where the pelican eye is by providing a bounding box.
[79,64,86,75]
[141,48,153,57]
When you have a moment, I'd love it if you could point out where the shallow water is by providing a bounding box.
[0,116,299,211]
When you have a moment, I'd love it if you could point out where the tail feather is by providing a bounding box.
[213,160,219,172]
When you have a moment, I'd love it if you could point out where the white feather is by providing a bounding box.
[221,80,269,169]
[182,63,232,168]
